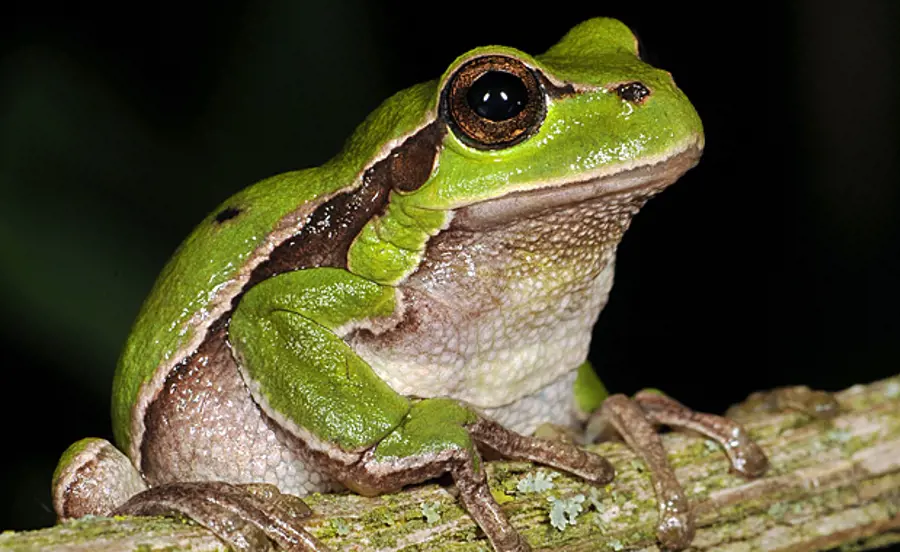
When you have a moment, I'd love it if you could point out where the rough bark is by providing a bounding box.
[3,375,899,551]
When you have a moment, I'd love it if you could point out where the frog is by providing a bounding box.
[51,17,777,552]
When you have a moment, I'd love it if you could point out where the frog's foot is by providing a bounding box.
[587,391,769,550]
[337,399,613,552]
[115,481,328,552]
[726,385,840,421]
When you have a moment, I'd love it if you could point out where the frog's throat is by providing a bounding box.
[451,138,703,230]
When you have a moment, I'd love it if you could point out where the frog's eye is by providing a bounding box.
[441,55,546,150]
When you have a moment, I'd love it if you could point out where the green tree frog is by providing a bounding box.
[51,18,774,552]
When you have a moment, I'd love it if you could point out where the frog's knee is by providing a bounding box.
[53,438,147,520]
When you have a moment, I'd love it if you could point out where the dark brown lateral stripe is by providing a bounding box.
[244,174,390,287]
[389,123,445,192]
[245,120,445,290]
[536,71,576,100]
[144,120,447,464]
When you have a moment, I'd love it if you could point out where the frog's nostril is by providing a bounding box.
[614,82,651,104]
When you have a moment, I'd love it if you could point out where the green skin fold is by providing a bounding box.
[229,267,409,451]
[110,17,701,471]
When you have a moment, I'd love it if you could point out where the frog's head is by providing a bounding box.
[330,19,705,409]
[333,18,704,285]
[395,17,703,223]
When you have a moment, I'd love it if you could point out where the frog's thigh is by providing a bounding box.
[229,267,411,454]
[52,438,148,520]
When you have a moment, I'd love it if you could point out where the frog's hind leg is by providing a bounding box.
[115,481,326,552]
[53,438,149,521]
[588,391,770,550]
[53,439,326,550]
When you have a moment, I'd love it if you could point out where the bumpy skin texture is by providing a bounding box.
[52,17,731,552]
[350,196,628,416]
[141,326,340,496]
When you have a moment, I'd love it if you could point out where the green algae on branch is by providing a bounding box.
[0,516,227,552]
[2,375,900,551]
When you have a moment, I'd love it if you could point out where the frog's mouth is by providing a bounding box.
[451,140,703,230]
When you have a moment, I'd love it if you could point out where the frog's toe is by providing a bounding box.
[733,385,840,420]
[114,481,327,552]
[633,390,770,477]
[596,394,696,550]
[656,508,694,552]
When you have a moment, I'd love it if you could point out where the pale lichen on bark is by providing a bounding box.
[3,375,899,551]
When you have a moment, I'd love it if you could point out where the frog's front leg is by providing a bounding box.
[230,267,614,552]
[334,399,613,552]
[595,393,767,549]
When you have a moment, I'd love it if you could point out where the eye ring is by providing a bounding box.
[441,55,546,150]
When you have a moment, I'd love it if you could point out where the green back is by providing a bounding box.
[112,81,437,451]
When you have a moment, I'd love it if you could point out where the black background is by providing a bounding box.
[2,0,898,544]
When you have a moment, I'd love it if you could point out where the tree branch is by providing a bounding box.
[4,375,900,551]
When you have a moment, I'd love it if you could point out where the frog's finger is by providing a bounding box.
[634,390,769,478]
[595,394,695,551]
[451,456,532,552]
[114,481,328,552]
[468,417,614,485]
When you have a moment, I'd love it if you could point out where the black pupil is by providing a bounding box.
[466,70,528,122]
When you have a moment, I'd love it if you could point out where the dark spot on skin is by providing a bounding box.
[615,82,651,104]
[214,207,242,224]
[536,71,576,100]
